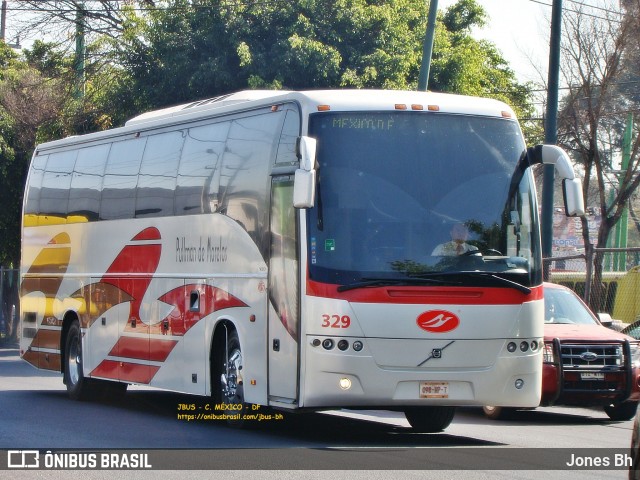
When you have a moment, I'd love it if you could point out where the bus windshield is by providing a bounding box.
[307,111,541,290]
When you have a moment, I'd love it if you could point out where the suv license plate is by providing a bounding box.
[581,372,605,380]
[420,381,449,398]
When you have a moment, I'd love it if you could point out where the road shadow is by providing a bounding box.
[0,347,19,358]
[461,405,618,426]
[74,387,504,448]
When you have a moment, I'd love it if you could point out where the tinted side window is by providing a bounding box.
[274,109,300,167]
[69,144,110,222]
[219,111,282,251]
[136,131,183,218]
[101,138,146,220]
[176,121,230,215]
[40,150,78,224]
[24,154,48,226]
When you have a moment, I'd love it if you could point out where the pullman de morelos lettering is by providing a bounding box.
[176,236,228,263]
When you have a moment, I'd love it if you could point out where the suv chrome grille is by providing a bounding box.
[560,343,624,369]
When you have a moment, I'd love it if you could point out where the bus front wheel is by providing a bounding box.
[215,328,250,427]
[404,406,456,433]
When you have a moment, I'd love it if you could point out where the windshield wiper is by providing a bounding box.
[337,277,453,292]
[466,272,531,294]
[409,271,531,294]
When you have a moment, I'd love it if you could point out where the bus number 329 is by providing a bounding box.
[321,315,351,328]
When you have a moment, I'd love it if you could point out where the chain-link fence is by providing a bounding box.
[0,267,19,347]
[545,247,640,328]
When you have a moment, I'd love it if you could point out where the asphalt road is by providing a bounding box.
[0,346,635,479]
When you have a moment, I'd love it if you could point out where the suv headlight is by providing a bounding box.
[543,342,555,363]
[630,342,640,368]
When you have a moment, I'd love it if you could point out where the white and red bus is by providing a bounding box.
[20,90,584,432]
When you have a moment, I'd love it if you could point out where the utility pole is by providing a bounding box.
[613,112,633,271]
[542,0,563,279]
[418,0,439,91]
[1,1,7,41]
[1,1,19,48]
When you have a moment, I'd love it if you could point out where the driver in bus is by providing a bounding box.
[432,223,478,256]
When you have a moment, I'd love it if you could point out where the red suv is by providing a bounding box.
[484,282,640,421]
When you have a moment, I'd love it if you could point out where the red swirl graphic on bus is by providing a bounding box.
[417,310,460,333]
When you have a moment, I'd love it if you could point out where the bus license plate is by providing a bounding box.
[420,381,449,398]
[581,372,604,380]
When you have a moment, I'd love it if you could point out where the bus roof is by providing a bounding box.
[35,89,517,153]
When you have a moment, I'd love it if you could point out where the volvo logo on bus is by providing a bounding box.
[417,310,460,333]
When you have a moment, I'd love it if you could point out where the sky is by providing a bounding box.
[439,0,554,83]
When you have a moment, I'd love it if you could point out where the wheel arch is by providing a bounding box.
[209,317,238,397]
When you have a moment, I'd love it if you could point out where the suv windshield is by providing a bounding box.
[544,287,599,325]
[307,111,541,289]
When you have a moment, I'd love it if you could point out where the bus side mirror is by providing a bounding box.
[294,136,317,208]
[562,178,584,218]
[528,144,585,217]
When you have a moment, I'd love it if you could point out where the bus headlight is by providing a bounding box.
[322,339,335,350]
[339,377,352,390]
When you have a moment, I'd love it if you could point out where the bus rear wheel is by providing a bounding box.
[63,319,97,400]
[404,406,456,433]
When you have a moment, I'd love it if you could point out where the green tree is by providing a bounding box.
[113,0,534,124]
[0,43,27,266]
[0,40,123,265]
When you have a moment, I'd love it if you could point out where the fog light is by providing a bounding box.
[507,342,517,353]
[530,340,538,351]
[515,379,524,389]
[337,339,349,351]
[322,339,334,350]
[339,377,352,390]
[353,341,363,352]
[520,341,529,352]
[311,338,321,347]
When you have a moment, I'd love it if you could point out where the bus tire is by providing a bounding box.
[63,319,97,401]
[604,401,638,421]
[215,328,250,428]
[404,406,456,433]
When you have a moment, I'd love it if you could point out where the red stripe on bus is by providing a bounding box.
[90,360,159,384]
[132,227,161,242]
[158,284,248,335]
[306,279,543,305]
[109,336,178,362]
